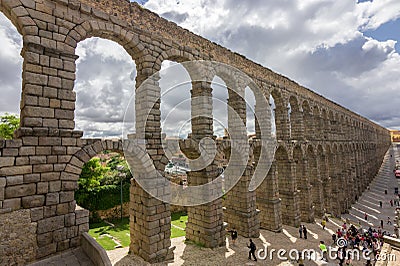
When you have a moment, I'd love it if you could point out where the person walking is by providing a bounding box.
[319,241,329,262]
[227,228,238,246]
[364,212,368,220]
[379,201,383,208]
[381,219,384,229]
[321,219,326,230]
[390,199,393,207]
[247,239,257,261]
[299,225,303,238]
[303,225,308,240]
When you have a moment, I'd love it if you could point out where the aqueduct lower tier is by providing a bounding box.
[0,0,391,264]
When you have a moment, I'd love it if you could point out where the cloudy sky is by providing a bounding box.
[0,0,399,138]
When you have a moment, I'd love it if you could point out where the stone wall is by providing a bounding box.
[0,209,37,265]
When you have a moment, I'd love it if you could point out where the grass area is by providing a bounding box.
[89,217,130,250]
[89,213,188,250]
[171,212,188,229]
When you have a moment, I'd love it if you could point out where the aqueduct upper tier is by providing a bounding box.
[0,0,391,264]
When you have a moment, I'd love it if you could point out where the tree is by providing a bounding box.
[78,158,109,190]
[0,113,19,140]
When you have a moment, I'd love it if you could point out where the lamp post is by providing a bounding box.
[116,165,125,222]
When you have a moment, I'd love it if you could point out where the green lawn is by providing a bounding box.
[89,218,130,250]
[89,213,188,251]
[171,212,188,229]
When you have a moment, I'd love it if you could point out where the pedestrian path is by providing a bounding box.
[342,144,400,234]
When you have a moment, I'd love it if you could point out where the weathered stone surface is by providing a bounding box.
[0,209,37,264]
[5,184,36,198]
[37,215,65,234]
[22,195,45,208]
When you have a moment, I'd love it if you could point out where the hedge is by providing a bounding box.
[75,182,130,211]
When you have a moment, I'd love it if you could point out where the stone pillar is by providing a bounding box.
[310,155,323,216]
[318,152,328,215]
[256,161,282,232]
[184,80,225,248]
[278,159,300,227]
[130,65,173,263]
[290,109,305,140]
[330,152,342,217]
[295,158,314,222]
[274,105,290,141]
[224,88,259,238]
[303,110,314,141]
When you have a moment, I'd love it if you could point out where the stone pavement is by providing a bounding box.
[342,144,400,234]
[28,248,94,266]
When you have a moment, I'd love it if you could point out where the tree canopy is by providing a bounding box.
[0,113,19,140]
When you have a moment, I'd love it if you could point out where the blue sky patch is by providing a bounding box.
[363,18,400,52]
[131,0,149,5]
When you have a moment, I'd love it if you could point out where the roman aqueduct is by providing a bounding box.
[0,0,391,264]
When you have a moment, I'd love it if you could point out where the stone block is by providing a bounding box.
[19,146,36,156]
[15,157,29,166]
[22,195,45,208]
[60,191,74,203]
[65,213,75,227]
[37,243,57,259]
[5,139,22,148]
[54,163,66,171]
[44,205,57,218]
[31,207,44,222]
[49,181,61,192]
[62,181,78,190]
[57,239,70,252]
[2,148,18,156]
[46,192,59,205]
[53,228,67,242]
[33,164,53,173]
[37,232,53,246]
[41,172,60,181]
[0,165,32,176]
[39,137,61,146]
[78,223,89,233]
[29,156,46,164]
[6,175,23,186]
[37,182,49,194]
[75,208,89,219]
[0,177,6,187]
[37,215,65,234]
[3,198,21,210]
[5,183,36,198]
[0,157,15,167]
[57,203,69,215]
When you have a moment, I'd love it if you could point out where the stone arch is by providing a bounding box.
[0,1,38,36]
[313,105,322,141]
[67,20,146,61]
[63,139,124,181]
[271,89,290,140]
[289,95,303,140]
[155,47,197,72]
[302,100,313,141]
